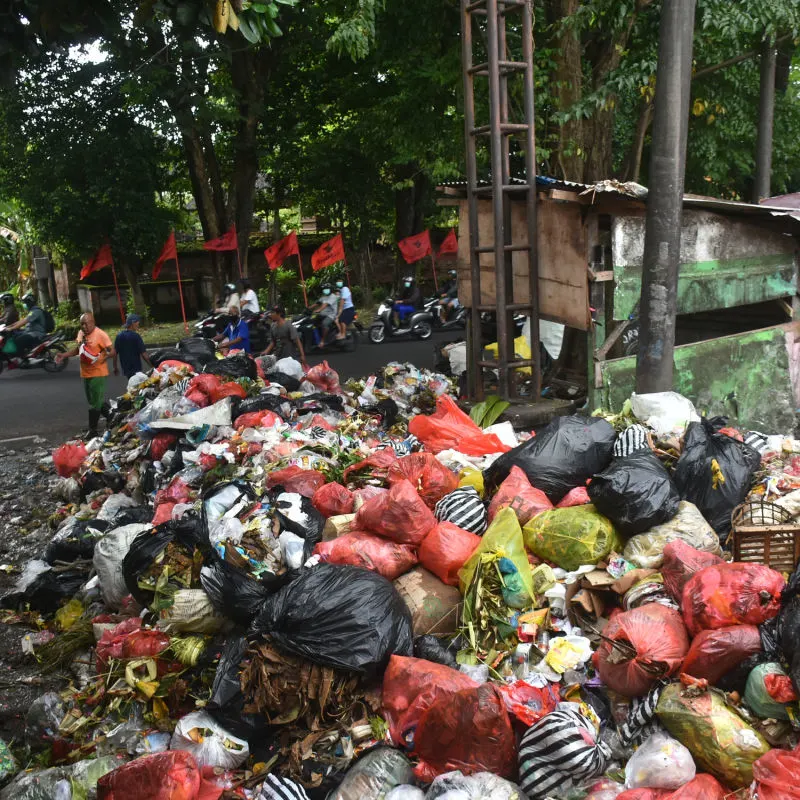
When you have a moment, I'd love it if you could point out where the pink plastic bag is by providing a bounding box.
[314,532,418,580]
[556,486,591,507]
[305,360,341,393]
[488,465,553,524]
[355,479,436,545]
[53,442,87,477]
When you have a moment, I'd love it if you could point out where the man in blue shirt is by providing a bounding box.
[216,304,251,353]
[113,314,153,378]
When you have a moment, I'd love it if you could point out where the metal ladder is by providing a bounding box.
[461,0,541,401]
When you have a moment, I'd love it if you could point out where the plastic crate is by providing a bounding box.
[731,499,800,574]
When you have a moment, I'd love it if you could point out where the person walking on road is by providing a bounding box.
[260,305,306,365]
[113,314,153,378]
[56,313,114,438]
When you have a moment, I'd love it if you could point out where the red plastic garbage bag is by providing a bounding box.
[496,680,559,727]
[353,486,389,505]
[616,777,726,800]
[765,673,798,703]
[150,433,178,462]
[355,479,436,545]
[157,359,195,372]
[188,374,222,397]
[97,751,202,800]
[387,453,459,509]
[305,360,341,393]
[681,625,762,684]
[381,654,478,747]
[267,465,326,498]
[556,485,591,507]
[209,382,247,403]
[185,388,210,408]
[234,410,282,430]
[661,540,724,601]
[682,563,785,636]
[314,532,418,580]
[312,482,355,517]
[414,682,516,780]
[750,747,800,800]
[302,413,336,432]
[418,522,481,586]
[342,448,398,482]
[152,502,176,526]
[121,628,171,659]
[409,395,511,456]
[97,618,142,673]
[488,465,553,524]
[594,604,689,697]
[53,442,88,478]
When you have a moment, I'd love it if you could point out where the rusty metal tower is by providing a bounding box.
[461,0,541,402]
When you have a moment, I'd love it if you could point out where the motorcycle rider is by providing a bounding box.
[215,282,240,313]
[5,292,47,356]
[394,276,421,328]
[240,279,260,315]
[0,293,19,327]
[309,283,338,345]
[438,269,460,321]
[214,304,251,354]
[334,278,355,340]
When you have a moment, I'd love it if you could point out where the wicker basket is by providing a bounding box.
[731,499,800,573]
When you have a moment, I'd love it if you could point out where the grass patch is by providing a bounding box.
[139,320,194,346]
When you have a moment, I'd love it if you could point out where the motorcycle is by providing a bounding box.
[291,308,361,353]
[424,295,467,330]
[479,310,526,343]
[194,310,270,352]
[368,298,434,344]
[0,326,68,375]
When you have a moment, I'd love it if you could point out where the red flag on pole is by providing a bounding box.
[264,232,300,271]
[152,231,178,280]
[438,228,458,258]
[203,225,238,252]
[311,233,345,272]
[80,243,114,280]
[398,230,432,264]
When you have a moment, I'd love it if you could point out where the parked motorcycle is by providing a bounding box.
[193,310,270,352]
[0,326,68,374]
[291,308,361,353]
[368,298,434,344]
[424,295,467,330]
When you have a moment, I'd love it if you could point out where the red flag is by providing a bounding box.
[398,230,432,264]
[80,243,113,281]
[311,233,345,272]
[152,231,178,280]
[203,225,238,252]
[264,231,300,271]
[438,228,458,258]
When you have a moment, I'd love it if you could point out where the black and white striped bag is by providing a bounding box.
[434,486,488,535]
[618,683,665,747]
[518,707,610,800]
[256,774,310,800]
[613,424,649,458]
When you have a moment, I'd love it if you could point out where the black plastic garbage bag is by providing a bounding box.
[776,563,800,693]
[273,492,324,560]
[234,393,286,421]
[267,371,300,392]
[672,418,761,535]
[149,348,203,371]
[588,449,680,536]
[81,470,126,495]
[414,634,458,669]
[484,415,616,503]
[294,393,345,413]
[111,505,154,527]
[2,567,87,613]
[204,353,257,380]
[178,336,217,365]
[249,563,413,677]
[122,514,207,606]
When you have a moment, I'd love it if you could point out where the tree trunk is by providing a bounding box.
[119,261,147,318]
[270,195,281,306]
[620,100,654,182]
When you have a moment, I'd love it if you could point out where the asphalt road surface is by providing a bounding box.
[0,330,461,443]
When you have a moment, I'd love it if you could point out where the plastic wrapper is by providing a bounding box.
[53,442,87,478]
[459,507,534,603]
[487,465,553,525]
[660,539,724,601]
[267,466,326,498]
[414,683,516,781]
[523,505,621,572]
[425,771,524,800]
[588,450,680,536]
[623,732,695,790]
[169,711,249,769]
[1,757,125,800]
[656,682,769,789]
[751,746,800,800]
[312,482,355,517]
[355,479,436,546]
[433,486,488,536]
[314,532,418,581]
[381,655,478,748]
[484,414,616,502]
[387,453,459,509]
[518,707,610,800]
[328,748,414,800]
[250,563,413,677]
[681,562,785,636]
[745,662,793,720]
[418,522,481,587]
[594,604,689,697]
[408,395,510,456]
[673,418,762,535]
[681,625,762,684]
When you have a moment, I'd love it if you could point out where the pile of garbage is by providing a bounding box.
[5,347,800,799]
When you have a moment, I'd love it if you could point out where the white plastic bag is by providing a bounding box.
[279,531,305,570]
[426,771,524,800]
[149,398,233,430]
[630,392,700,438]
[386,787,425,800]
[272,357,305,381]
[93,523,152,607]
[624,732,696,790]
[96,493,138,522]
[169,710,249,769]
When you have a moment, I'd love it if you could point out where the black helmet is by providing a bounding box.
[403,276,415,285]
[0,293,13,306]
[21,292,35,308]
[224,283,236,294]
[448,269,457,278]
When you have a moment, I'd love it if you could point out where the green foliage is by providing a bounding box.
[470,395,510,428]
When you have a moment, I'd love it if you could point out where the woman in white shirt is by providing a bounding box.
[240,280,260,314]
[334,279,355,339]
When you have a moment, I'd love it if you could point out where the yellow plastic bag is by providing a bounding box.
[656,682,769,789]
[485,336,532,375]
[459,507,534,602]
[55,598,84,631]
[523,505,621,572]
[458,467,485,498]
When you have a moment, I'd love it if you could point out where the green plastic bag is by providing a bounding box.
[522,505,621,572]
[459,507,534,603]
[745,662,793,721]
[656,682,769,789]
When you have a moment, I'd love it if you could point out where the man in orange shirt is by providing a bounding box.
[56,313,114,438]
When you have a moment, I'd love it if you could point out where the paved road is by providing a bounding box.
[0,330,460,443]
